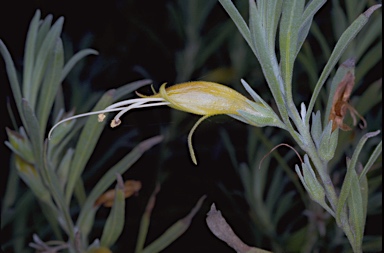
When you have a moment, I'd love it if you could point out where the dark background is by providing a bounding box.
[1,1,382,253]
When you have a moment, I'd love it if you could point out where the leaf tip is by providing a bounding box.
[364,4,382,18]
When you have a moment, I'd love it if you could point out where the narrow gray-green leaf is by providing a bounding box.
[250,1,291,125]
[310,22,332,62]
[135,185,160,253]
[0,40,24,124]
[100,183,125,247]
[42,142,76,243]
[37,38,64,137]
[354,79,382,119]
[57,148,74,190]
[1,155,19,227]
[306,4,382,123]
[52,86,65,123]
[21,99,44,171]
[61,48,98,82]
[336,130,381,223]
[29,17,64,109]
[347,169,364,252]
[331,0,348,40]
[346,0,366,23]
[297,0,326,56]
[249,0,261,60]
[311,111,322,148]
[142,195,206,253]
[64,89,115,204]
[22,10,41,102]
[266,0,283,52]
[359,173,368,230]
[218,0,254,54]
[35,14,53,59]
[355,42,382,84]
[359,140,382,181]
[297,43,319,86]
[279,0,304,94]
[356,14,382,60]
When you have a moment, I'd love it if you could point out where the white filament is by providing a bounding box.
[48,98,170,140]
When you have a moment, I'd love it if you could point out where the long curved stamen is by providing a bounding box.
[48,108,122,139]
[104,97,166,110]
[111,101,170,127]
[48,98,169,140]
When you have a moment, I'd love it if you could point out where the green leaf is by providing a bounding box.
[279,0,304,94]
[79,207,98,243]
[318,121,339,162]
[273,191,295,225]
[21,99,44,171]
[310,111,322,148]
[74,177,87,207]
[220,129,238,169]
[43,142,76,242]
[355,42,382,84]
[306,4,382,123]
[76,136,163,238]
[347,169,364,252]
[359,173,369,230]
[22,10,41,103]
[35,14,53,57]
[100,176,126,248]
[61,48,98,82]
[295,155,334,216]
[238,164,253,203]
[236,100,286,129]
[142,196,206,253]
[297,0,326,56]
[356,14,382,60]
[65,89,115,204]
[36,38,64,137]
[14,155,51,204]
[5,127,35,164]
[336,130,381,224]
[29,16,64,110]
[195,21,233,70]
[345,0,367,22]
[218,0,254,55]
[266,0,283,53]
[48,110,76,148]
[0,40,24,124]
[56,148,74,190]
[297,42,319,86]
[359,140,382,181]
[331,0,348,40]
[1,155,20,228]
[309,22,332,62]
[249,0,289,124]
[135,185,160,253]
[240,79,268,105]
[249,0,262,60]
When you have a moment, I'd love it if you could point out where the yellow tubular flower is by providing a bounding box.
[155,81,257,115]
[49,81,284,164]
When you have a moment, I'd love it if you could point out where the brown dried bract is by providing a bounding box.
[95,180,142,207]
[329,71,367,131]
